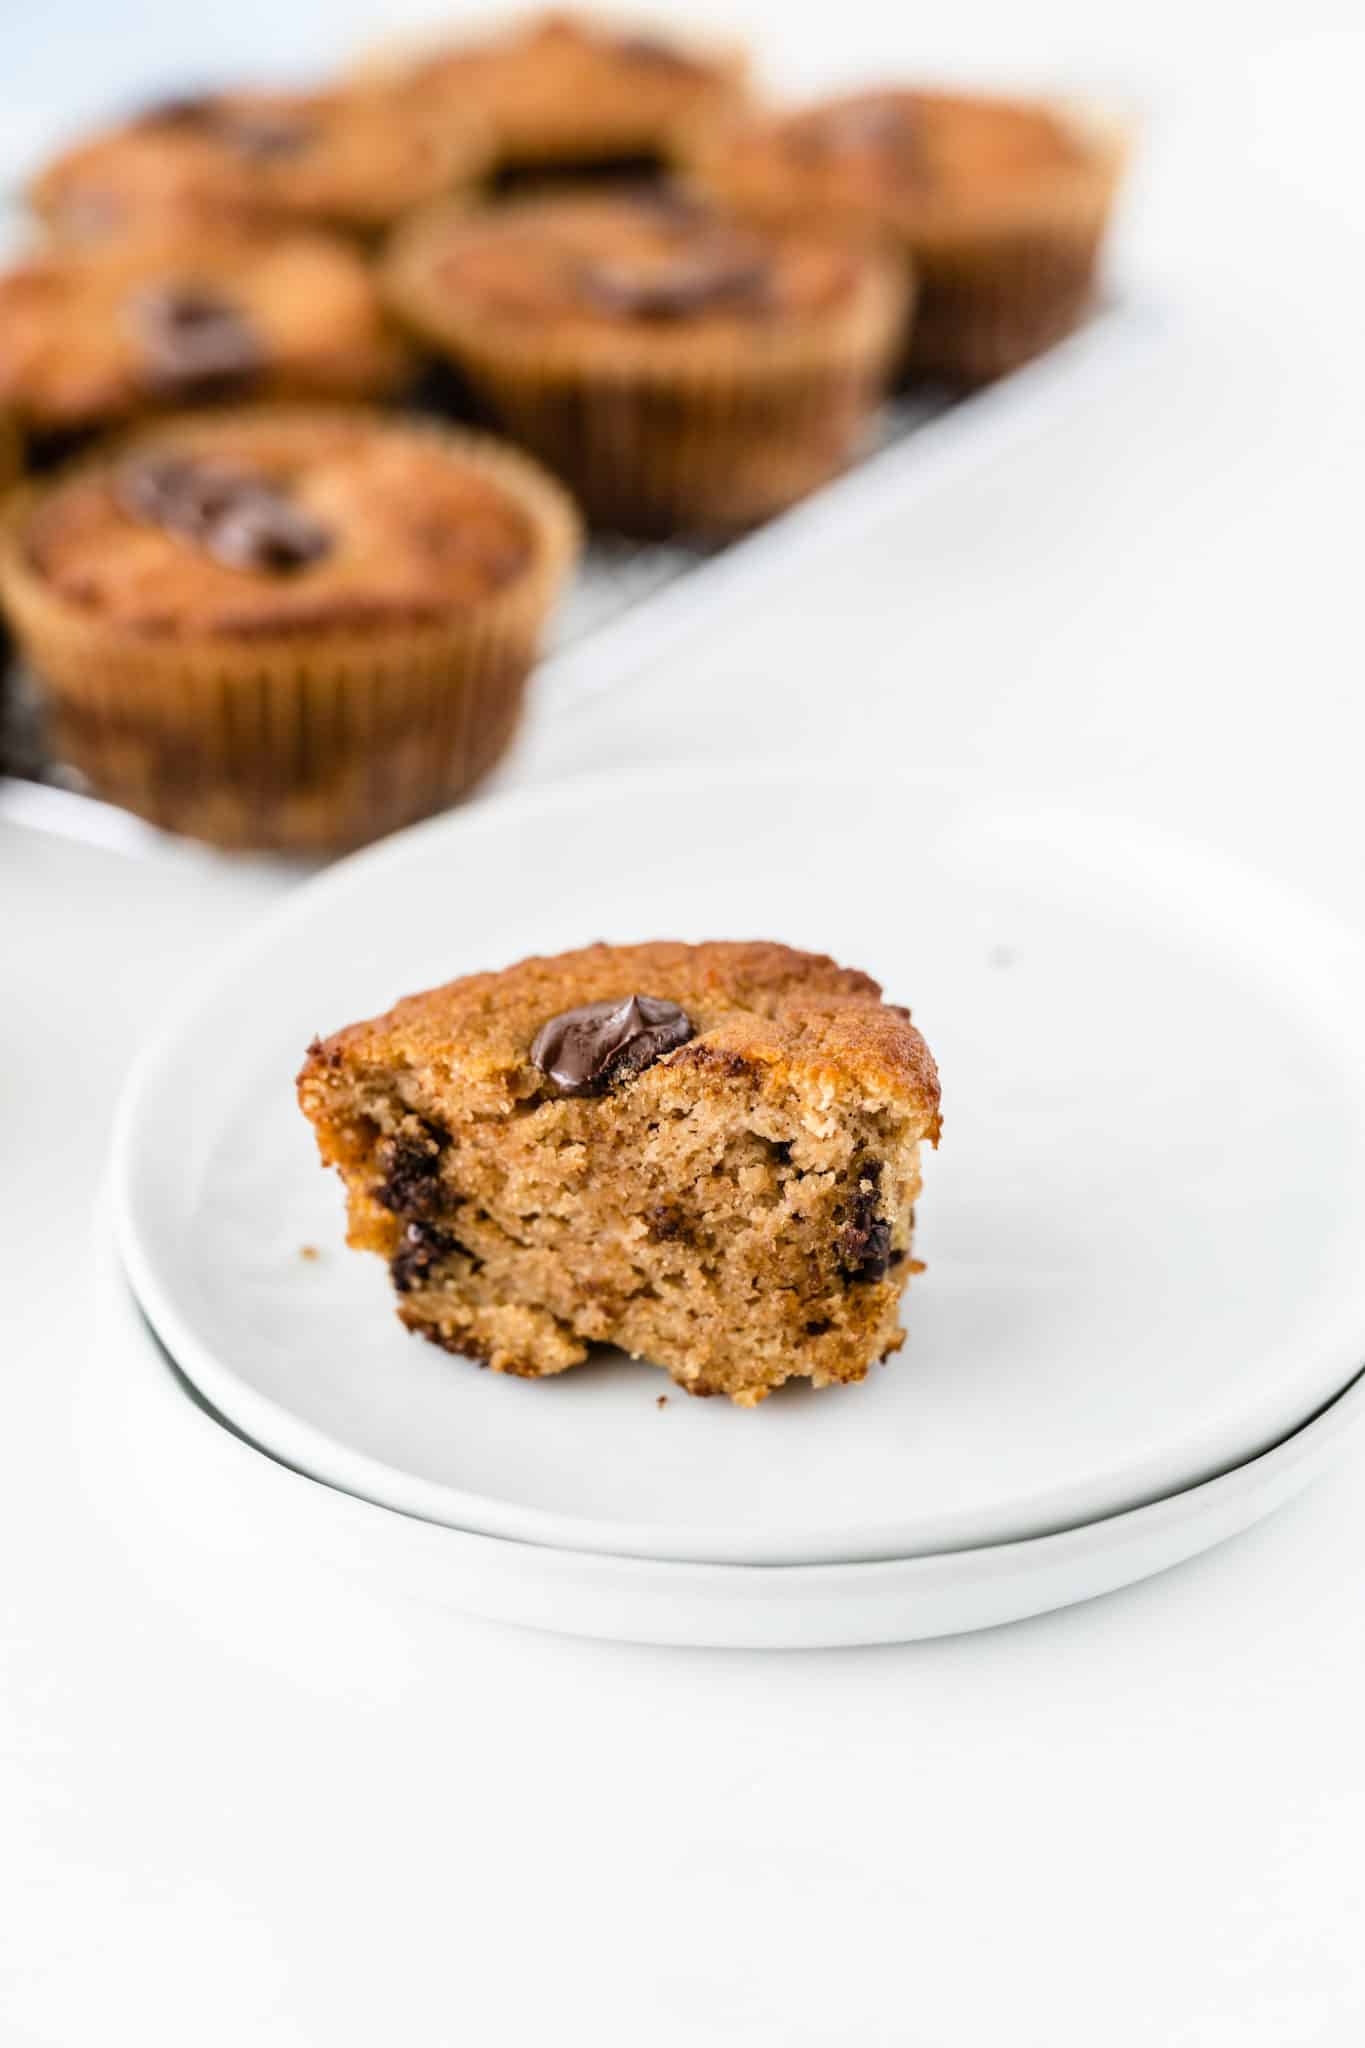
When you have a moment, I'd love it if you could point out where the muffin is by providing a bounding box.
[687,88,1128,385]
[0,407,579,852]
[298,940,941,1405]
[384,187,910,535]
[29,85,491,244]
[376,10,748,186]
[0,230,413,447]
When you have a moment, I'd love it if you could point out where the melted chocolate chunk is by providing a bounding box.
[131,284,264,396]
[220,113,315,161]
[612,32,707,76]
[530,994,694,1096]
[390,1221,464,1293]
[372,1127,447,1218]
[139,93,216,129]
[838,1162,891,1282]
[140,94,314,160]
[117,453,332,575]
[577,239,772,320]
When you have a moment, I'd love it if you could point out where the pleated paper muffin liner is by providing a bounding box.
[384,208,912,536]
[0,409,580,854]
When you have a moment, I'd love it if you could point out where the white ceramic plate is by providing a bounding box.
[89,1200,1365,1649]
[113,769,1365,1566]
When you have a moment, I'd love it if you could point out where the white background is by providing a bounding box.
[3,1,1365,2042]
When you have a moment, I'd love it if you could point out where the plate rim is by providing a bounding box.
[111,764,1365,1566]
[92,1198,1365,1650]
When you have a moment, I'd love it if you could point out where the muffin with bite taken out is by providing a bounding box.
[298,939,941,1405]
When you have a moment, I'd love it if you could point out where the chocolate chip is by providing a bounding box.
[577,240,772,319]
[530,995,694,1096]
[646,1199,692,1243]
[372,1127,446,1217]
[390,1221,462,1293]
[220,113,314,161]
[209,491,333,574]
[612,32,707,76]
[131,284,264,396]
[139,94,216,130]
[838,1164,891,1282]
[117,453,332,575]
[140,94,313,160]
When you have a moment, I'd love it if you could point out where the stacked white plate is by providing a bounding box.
[100,770,1365,1646]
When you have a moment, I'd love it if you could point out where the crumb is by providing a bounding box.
[656,1393,669,1408]
[298,1244,320,1261]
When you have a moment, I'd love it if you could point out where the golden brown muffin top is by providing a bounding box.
[15,409,570,639]
[0,232,409,434]
[394,10,748,163]
[692,88,1123,242]
[305,939,942,1126]
[29,85,489,242]
[385,188,901,372]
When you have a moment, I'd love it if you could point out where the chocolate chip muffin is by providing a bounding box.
[29,85,491,244]
[0,231,412,446]
[375,10,748,187]
[0,406,578,851]
[384,187,910,535]
[686,88,1128,384]
[297,940,941,1406]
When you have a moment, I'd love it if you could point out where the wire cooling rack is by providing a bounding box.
[0,303,1153,853]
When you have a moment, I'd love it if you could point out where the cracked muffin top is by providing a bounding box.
[11,408,578,640]
[29,84,489,242]
[690,89,1121,242]
[0,232,410,435]
[385,189,905,366]
[387,10,748,167]
[304,940,944,1126]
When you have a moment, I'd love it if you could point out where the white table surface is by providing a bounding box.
[4,3,1365,2042]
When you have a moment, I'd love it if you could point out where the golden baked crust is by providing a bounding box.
[29,85,490,242]
[385,188,902,375]
[16,408,545,636]
[318,939,941,1122]
[0,231,410,437]
[299,941,940,1404]
[385,10,749,170]
[688,89,1124,246]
